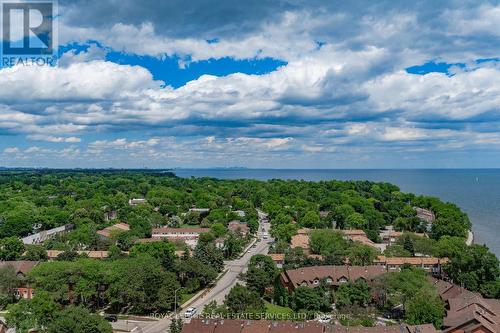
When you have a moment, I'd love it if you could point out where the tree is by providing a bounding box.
[347,244,379,266]
[271,223,298,243]
[480,279,500,299]
[377,268,431,310]
[194,242,224,272]
[383,245,412,257]
[309,229,347,257]
[0,237,25,261]
[223,233,243,259]
[301,211,321,228]
[405,289,445,328]
[403,235,415,256]
[291,286,327,312]
[107,257,180,314]
[335,280,371,308]
[0,265,18,308]
[23,245,48,261]
[246,255,278,296]
[169,318,184,333]
[445,244,500,291]
[224,284,265,315]
[6,291,59,332]
[129,241,176,269]
[46,306,112,333]
[345,213,368,229]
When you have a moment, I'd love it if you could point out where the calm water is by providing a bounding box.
[174,169,500,258]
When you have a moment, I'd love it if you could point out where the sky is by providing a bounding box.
[1,0,500,169]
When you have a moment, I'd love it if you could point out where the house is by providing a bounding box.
[0,261,39,279]
[181,320,325,333]
[290,234,310,253]
[96,222,130,239]
[374,256,449,275]
[430,278,500,333]
[0,261,39,300]
[14,287,35,300]
[181,320,439,333]
[290,228,311,253]
[280,265,386,291]
[415,207,436,224]
[340,229,385,252]
[21,224,74,245]
[46,250,109,260]
[269,253,285,268]
[129,198,147,206]
[151,227,210,248]
[381,231,427,245]
[228,221,249,235]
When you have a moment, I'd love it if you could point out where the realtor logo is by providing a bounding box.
[1,0,57,66]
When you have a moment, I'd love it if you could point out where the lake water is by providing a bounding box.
[174,168,500,258]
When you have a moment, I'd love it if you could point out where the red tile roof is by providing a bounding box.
[97,222,130,238]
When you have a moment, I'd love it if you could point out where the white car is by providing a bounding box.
[184,307,197,318]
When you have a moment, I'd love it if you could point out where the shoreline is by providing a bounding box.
[466,230,474,246]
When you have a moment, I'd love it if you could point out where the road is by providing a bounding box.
[119,211,272,333]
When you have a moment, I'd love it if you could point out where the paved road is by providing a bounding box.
[121,212,272,333]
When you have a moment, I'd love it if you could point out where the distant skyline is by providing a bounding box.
[2,1,500,168]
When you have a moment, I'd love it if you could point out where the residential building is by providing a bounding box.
[431,278,500,333]
[340,229,386,252]
[291,228,311,253]
[0,261,39,300]
[0,261,39,278]
[14,287,35,300]
[380,230,427,245]
[374,256,449,275]
[280,265,386,291]
[415,207,436,224]
[46,250,109,260]
[129,198,147,205]
[151,227,210,248]
[96,222,130,239]
[269,253,285,268]
[21,224,74,245]
[228,220,249,235]
[181,319,439,333]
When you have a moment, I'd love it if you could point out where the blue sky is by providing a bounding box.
[2,0,500,168]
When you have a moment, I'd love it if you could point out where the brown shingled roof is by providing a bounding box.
[181,320,440,333]
[0,261,39,276]
[282,265,386,288]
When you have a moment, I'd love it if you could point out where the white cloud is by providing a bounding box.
[3,147,19,154]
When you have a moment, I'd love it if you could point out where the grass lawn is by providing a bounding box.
[180,292,196,304]
[265,301,294,318]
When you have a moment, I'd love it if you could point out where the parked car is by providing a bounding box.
[104,315,118,322]
[184,307,197,318]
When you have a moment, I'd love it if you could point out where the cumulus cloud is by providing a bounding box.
[2,1,500,167]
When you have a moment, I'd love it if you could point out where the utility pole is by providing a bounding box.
[174,287,182,319]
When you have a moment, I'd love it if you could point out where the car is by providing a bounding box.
[104,315,118,322]
[184,307,197,318]
[252,243,257,248]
